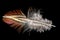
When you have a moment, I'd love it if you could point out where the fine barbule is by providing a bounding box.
[3,8,56,33]
[24,9,56,32]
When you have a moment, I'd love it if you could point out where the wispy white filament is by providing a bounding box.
[24,9,56,32]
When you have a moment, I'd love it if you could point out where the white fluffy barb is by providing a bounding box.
[25,9,56,32]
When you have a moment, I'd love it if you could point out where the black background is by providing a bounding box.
[0,0,58,40]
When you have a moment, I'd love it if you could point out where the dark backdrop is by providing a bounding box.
[0,0,58,40]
